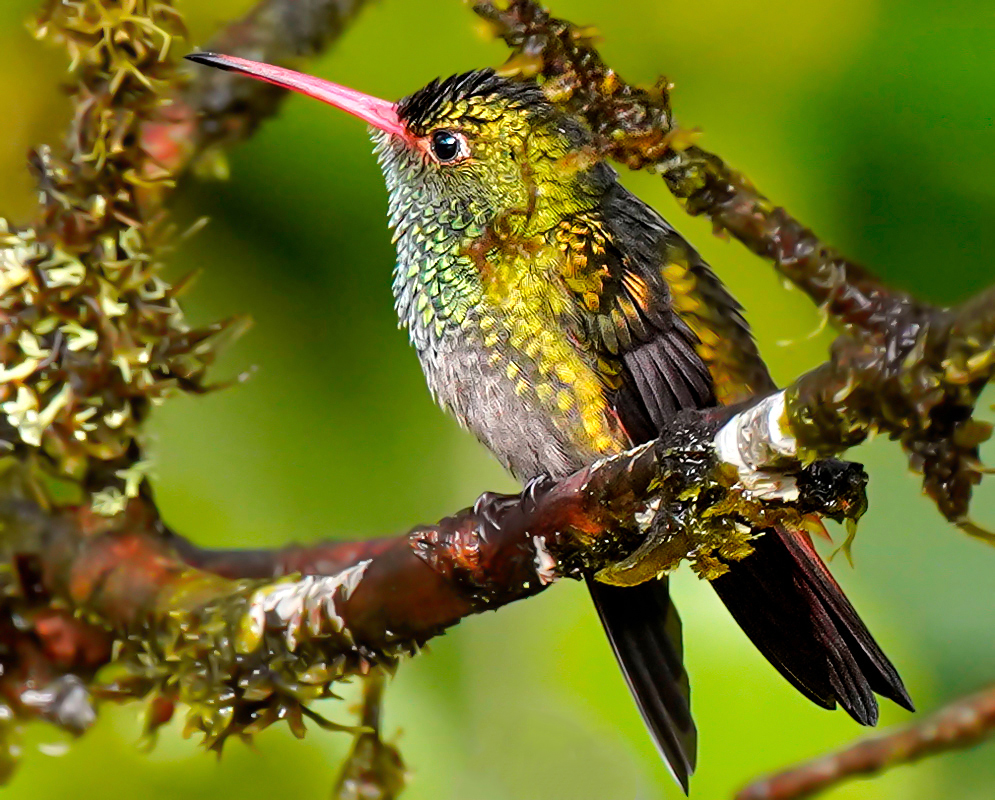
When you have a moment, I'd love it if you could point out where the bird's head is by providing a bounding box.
[185,54,608,240]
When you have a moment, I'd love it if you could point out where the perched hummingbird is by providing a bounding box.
[187,53,913,791]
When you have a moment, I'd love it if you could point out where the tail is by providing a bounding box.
[587,577,697,793]
[710,524,914,724]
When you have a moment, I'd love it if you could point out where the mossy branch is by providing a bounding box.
[0,0,377,785]
[0,407,868,746]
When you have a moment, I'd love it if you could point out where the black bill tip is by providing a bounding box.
[184,52,235,72]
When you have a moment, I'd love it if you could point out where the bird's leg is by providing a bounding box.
[332,668,406,800]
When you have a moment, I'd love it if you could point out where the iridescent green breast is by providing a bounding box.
[383,175,628,478]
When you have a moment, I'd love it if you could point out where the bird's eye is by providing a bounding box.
[429,129,466,163]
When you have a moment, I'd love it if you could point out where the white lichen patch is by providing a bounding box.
[243,560,373,652]
[18,331,48,360]
[85,458,157,514]
[19,674,95,733]
[62,322,99,352]
[115,458,154,499]
[0,358,43,384]
[714,390,800,501]
[90,487,128,516]
[2,387,42,446]
[532,535,557,585]
[0,223,41,296]
[99,294,128,317]
[634,496,662,531]
[35,383,73,432]
[39,248,86,288]
[103,407,129,429]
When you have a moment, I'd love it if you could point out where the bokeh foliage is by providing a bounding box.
[1,0,993,798]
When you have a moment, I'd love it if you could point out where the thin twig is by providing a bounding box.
[737,686,995,800]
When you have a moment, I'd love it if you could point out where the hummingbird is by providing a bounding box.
[186,52,913,792]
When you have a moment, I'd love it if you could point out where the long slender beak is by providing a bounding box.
[185,52,406,137]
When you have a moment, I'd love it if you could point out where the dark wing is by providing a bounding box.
[587,577,696,792]
[559,181,774,444]
[559,183,734,790]
[561,179,909,786]
[710,523,914,724]
[599,182,777,404]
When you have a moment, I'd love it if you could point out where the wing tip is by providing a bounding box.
[872,677,915,716]
[666,760,692,795]
[710,525,913,729]
[587,579,697,793]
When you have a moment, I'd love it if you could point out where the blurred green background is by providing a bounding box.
[3,0,995,798]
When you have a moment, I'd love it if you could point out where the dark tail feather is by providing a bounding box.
[710,525,913,725]
[587,577,697,793]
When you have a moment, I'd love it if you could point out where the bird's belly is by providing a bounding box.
[418,333,626,482]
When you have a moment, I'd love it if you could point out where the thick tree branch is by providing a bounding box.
[0,408,866,750]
